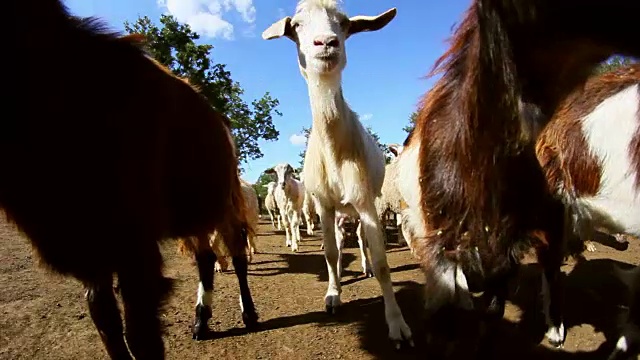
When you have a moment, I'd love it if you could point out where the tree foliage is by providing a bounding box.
[594,55,637,74]
[296,125,391,172]
[123,15,281,167]
[403,111,418,134]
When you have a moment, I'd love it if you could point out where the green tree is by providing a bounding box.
[252,172,276,214]
[296,125,391,172]
[123,15,281,168]
[403,111,418,134]
[594,55,637,74]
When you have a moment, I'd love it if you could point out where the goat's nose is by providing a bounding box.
[313,35,339,47]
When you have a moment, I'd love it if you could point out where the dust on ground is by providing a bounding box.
[1,217,638,359]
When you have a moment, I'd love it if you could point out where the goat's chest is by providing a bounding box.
[303,149,367,207]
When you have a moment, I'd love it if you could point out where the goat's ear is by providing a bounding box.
[262,184,270,188]
[262,17,293,40]
[264,167,276,175]
[347,8,396,38]
[388,145,399,157]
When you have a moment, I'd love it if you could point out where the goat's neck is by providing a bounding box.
[307,75,351,130]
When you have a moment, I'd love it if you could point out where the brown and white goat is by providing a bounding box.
[536,64,640,253]
[397,0,640,351]
[5,1,258,358]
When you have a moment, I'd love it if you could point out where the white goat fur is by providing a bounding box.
[262,0,412,345]
[265,163,305,252]
[212,178,259,272]
[545,84,640,242]
[374,144,413,251]
[302,189,318,236]
[263,181,281,230]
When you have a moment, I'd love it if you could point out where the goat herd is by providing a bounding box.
[5,0,640,359]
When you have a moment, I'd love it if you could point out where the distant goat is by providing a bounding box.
[263,181,281,230]
[263,0,411,347]
[264,163,305,252]
[375,143,411,250]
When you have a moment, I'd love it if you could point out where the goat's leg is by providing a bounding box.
[192,235,217,340]
[232,254,259,329]
[539,204,569,348]
[277,214,282,230]
[318,207,341,314]
[268,209,276,228]
[356,221,374,277]
[290,212,299,252]
[117,241,168,359]
[396,213,407,247]
[85,276,132,360]
[356,204,413,348]
[334,218,345,279]
[281,211,292,247]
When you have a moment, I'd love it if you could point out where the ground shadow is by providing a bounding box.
[248,252,361,281]
[508,257,635,348]
[212,256,635,359]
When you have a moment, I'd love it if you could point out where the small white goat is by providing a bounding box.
[374,143,412,251]
[263,0,412,347]
[264,163,305,252]
[302,189,318,236]
[263,181,281,230]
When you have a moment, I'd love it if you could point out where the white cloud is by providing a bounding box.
[289,133,307,146]
[360,113,373,121]
[157,0,257,40]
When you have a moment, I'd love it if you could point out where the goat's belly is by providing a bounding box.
[577,195,640,236]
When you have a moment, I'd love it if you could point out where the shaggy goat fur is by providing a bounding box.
[396,0,640,352]
[6,1,258,357]
[536,64,640,253]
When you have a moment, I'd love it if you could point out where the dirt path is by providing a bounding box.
[1,217,638,359]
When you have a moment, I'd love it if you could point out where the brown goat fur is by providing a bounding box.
[5,1,257,358]
[536,64,640,198]
[400,0,640,350]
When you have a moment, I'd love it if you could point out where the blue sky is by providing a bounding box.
[66,0,471,183]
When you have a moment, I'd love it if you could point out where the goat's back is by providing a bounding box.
[3,18,243,280]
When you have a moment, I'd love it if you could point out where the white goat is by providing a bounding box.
[263,181,281,230]
[302,189,318,235]
[264,163,305,252]
[262,0,412,347]
[374,144,412,251]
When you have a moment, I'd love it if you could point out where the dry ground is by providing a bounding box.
[1,216,639,360]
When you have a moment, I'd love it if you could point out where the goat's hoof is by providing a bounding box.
[545,324,566,348]
[585,242,597,252]
[242,311,260,330]
[392,338,415,351]
[325,304,339,315]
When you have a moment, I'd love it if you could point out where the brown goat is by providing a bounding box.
[5,1,257,359]
[396,0,640,352]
